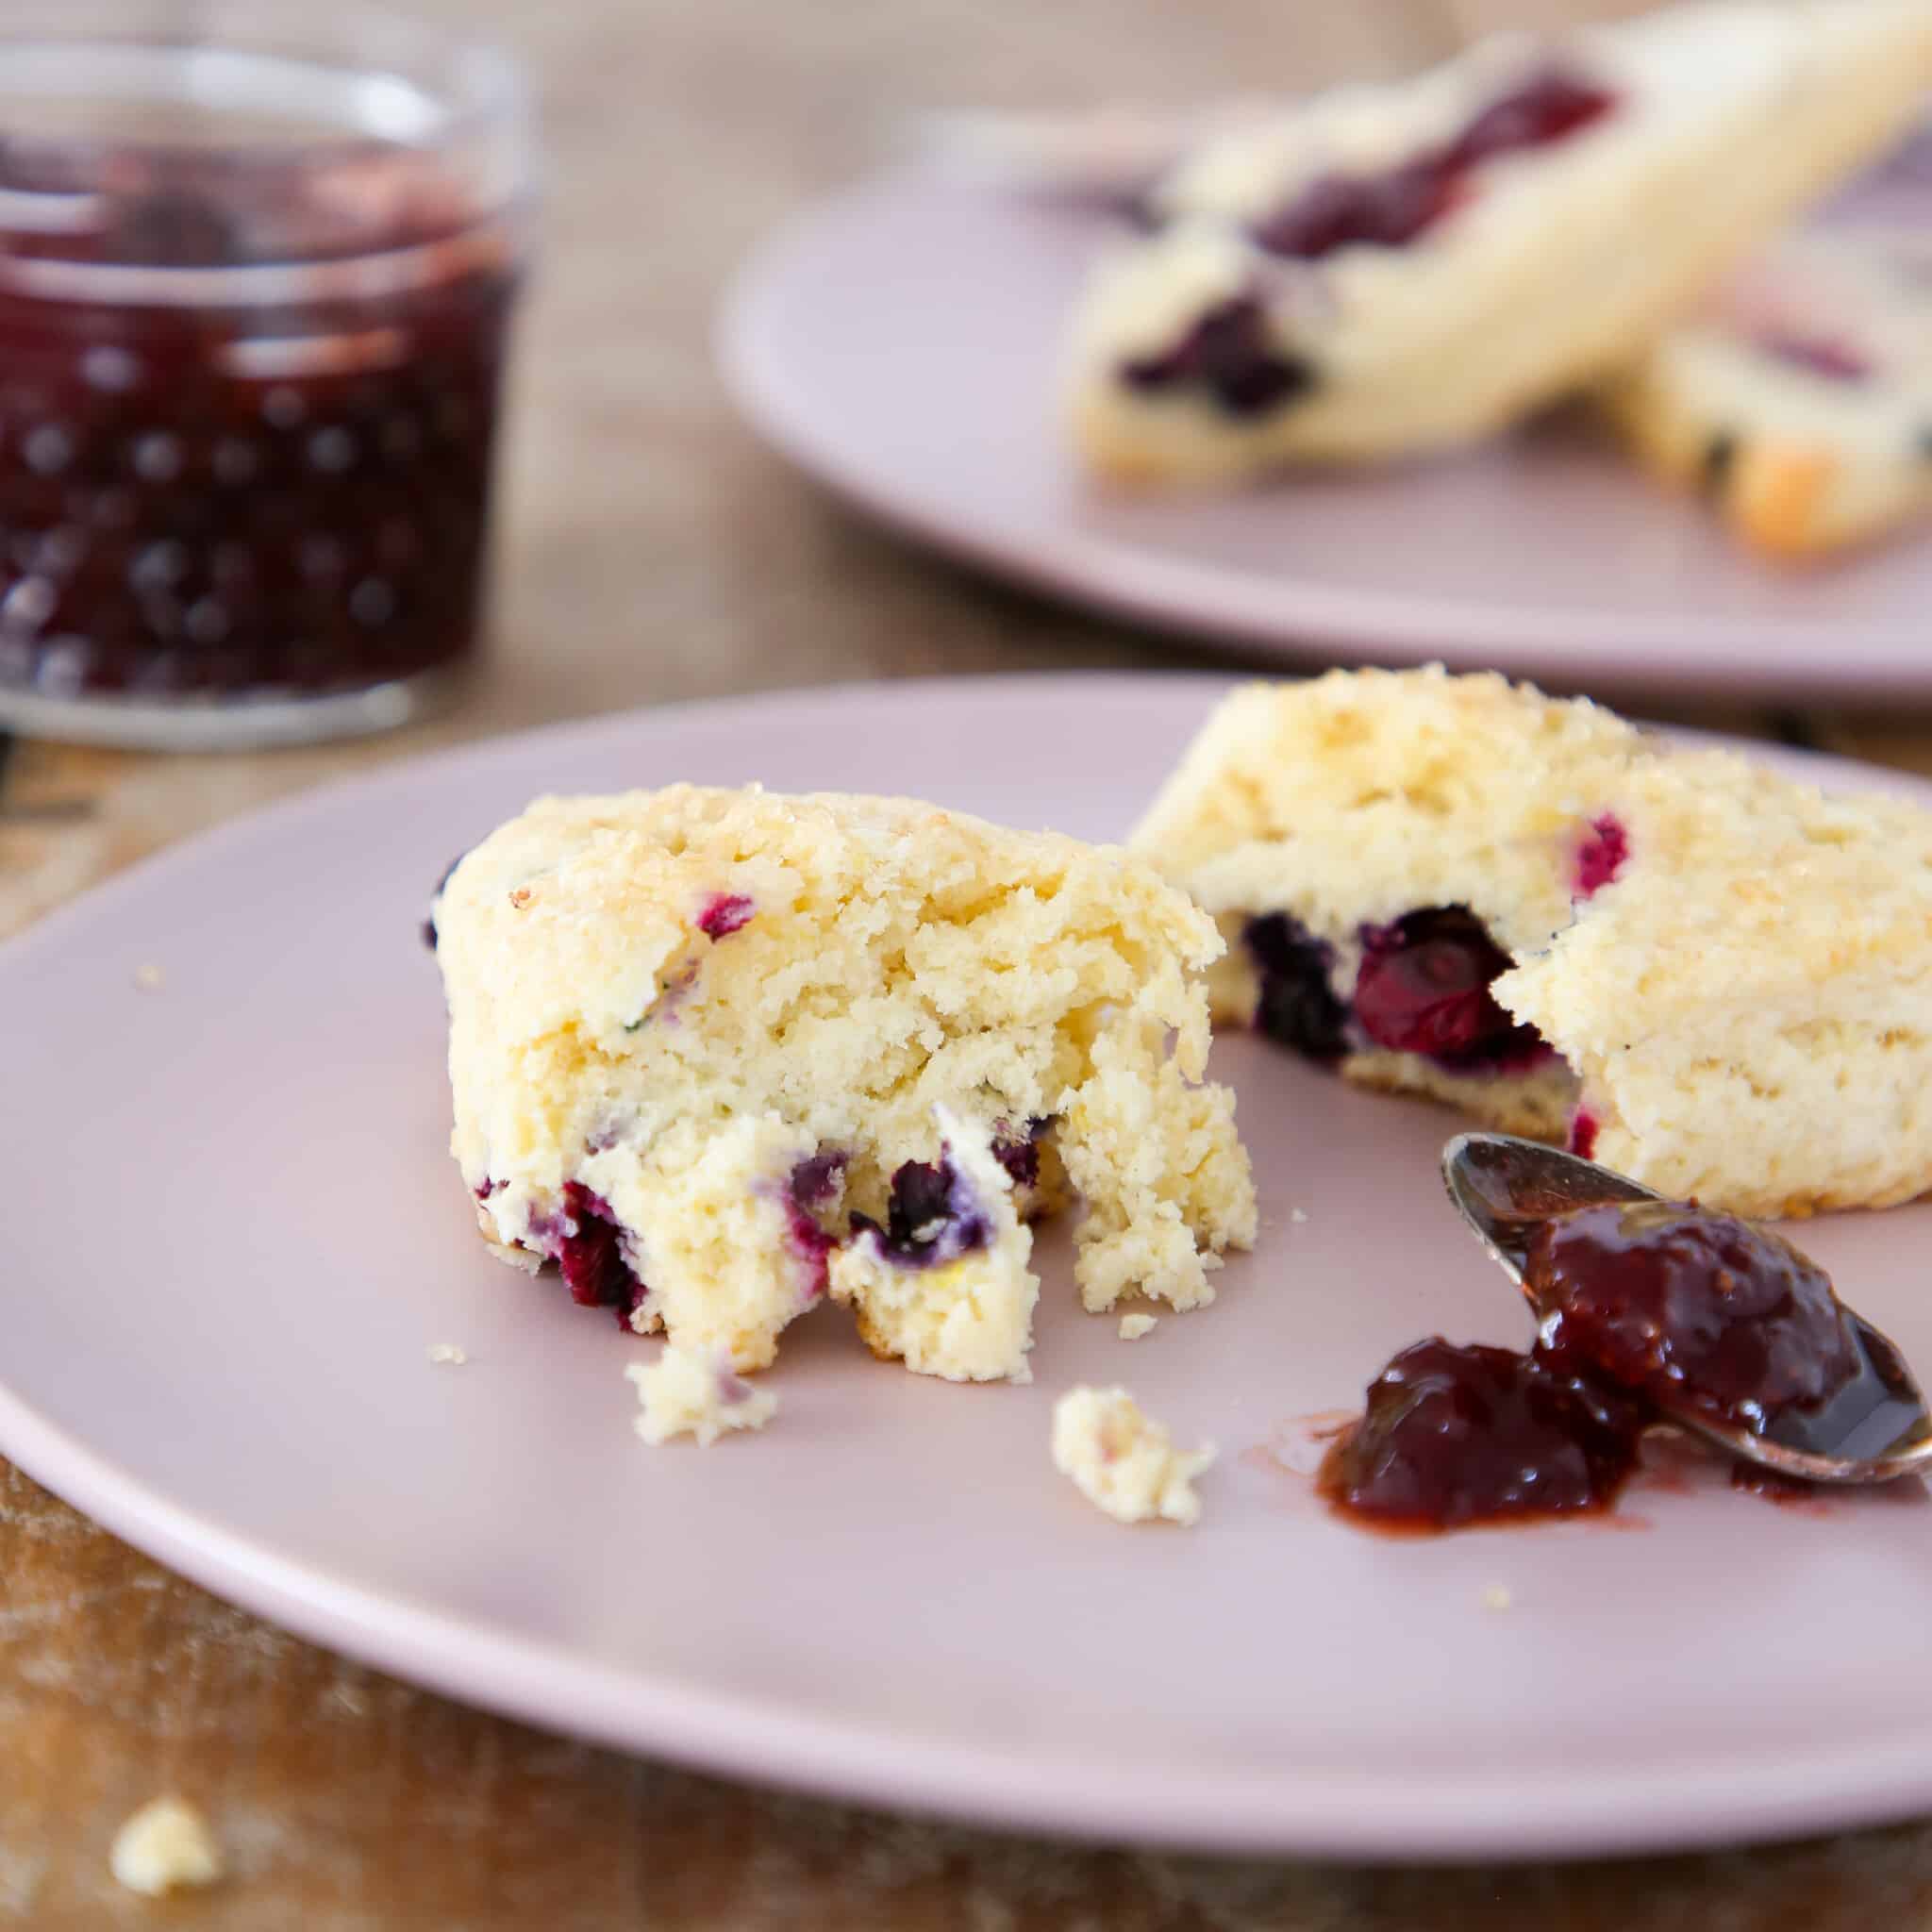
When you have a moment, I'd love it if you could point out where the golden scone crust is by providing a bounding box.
[1136,669,1932,1217]
[436,785,1257,1385]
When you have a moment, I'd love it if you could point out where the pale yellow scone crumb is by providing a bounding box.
[426,1342,468,1366]
[626,1345,779,1447]
[1118,1313,1159,1341]
[1289,1208,1308,1225]
[132,961,165,991]
[109,1796,224,1897]
[1135,666,1932,1217]
[1481,1583,1514,1612]
[1052,1385,1215,1526]
[434,785,1256,1391]
[1598,227,1932,559]
[1065,0,1932,480]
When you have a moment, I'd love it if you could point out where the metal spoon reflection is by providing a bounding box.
[1441,1132,1932,1486]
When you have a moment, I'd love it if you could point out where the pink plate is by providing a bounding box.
[721,172,1932,700]
[8,675,1932,1859]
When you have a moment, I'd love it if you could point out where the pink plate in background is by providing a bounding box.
[7,675,1932,1860]
[721,172,1932,700]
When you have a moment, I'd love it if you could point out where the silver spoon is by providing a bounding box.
[1441,1132,1932,1486]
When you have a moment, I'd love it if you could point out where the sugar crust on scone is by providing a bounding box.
[435,785,1257,1391]
[1134,667,1932,1218]
[1064,0,1932,478]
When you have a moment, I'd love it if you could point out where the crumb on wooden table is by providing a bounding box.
[1118,1313,1158,1341]
[1481,1583,1513,1612]
[427,1342,469,1366]
[109,1796,224,1896]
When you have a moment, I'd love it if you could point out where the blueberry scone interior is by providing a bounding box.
[1134,668,1932,1218]
[1064,0,1932,479]
[433,785,1257,1386]
[1597,226,1932,558]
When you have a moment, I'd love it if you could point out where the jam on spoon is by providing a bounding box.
[1320,1136,1931,1534]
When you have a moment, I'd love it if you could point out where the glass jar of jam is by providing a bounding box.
[0,2,532,748]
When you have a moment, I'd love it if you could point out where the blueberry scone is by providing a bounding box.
[433,786,1256,1390]
[1133,668,1932,1217]
[1064,0,1932,480]
[1598,227,1932,558]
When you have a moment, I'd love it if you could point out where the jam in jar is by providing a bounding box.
[0,4,531,748]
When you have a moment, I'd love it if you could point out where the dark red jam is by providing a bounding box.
[1324,1199,1918,1533]
[1318,1337,1645,1530]
[1251,70,1616,260]
[0,144,518,706]
[1353,907,1545,1069]
[1527,1201,1861,1438]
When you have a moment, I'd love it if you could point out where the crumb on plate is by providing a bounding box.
[1051,1384,1214,1525]
[627,1344,778,1446]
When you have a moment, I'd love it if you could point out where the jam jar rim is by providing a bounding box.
[0,0,534,303]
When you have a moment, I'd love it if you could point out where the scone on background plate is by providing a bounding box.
[433,785,1256,1390]
[1063,0,1932,481]
[1598,226,1932,559]
[1134,668,1932,1218]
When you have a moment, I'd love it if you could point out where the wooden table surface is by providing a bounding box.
[8,1,1932,1924]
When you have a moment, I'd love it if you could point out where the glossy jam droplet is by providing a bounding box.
[1353,907,1543,1067]
[1318,1337,1644,1530]
[1526,1201,1858,1435]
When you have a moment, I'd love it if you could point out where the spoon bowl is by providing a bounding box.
[1441,1132,1932,1486]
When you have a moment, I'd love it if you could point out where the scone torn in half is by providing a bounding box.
[1598,226,1932,559]
[434,786,1256,1398]
[1064,0,1932,480]
[1134,668,1932,1217]
[1052,1385,1216,1525]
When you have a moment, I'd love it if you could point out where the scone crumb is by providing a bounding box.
[1052,1385,1214,1526]
[426,1342,469,1366]
[1289,1208,1308,1224]
[109,1796,224,1896]
[132,961,165,991]
[1118,1313,1158,1341]
[1481,1583,1513,1613]
[627,1345,778,1446]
